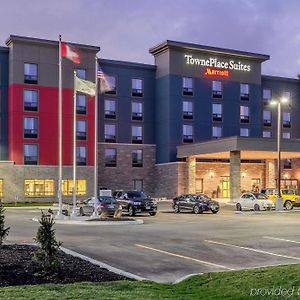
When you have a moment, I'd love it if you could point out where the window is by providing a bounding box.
[263,130,271,138]
[240,106,250,123]
[104,75,117,95]
[183,124,193,143]
[240,128,249,137]
[132,150,143,167]
[212,126,222,138]
[24,179,54,196]
[132,78,143,97]
[282,132,291,139]
[263,88,272,100]
[76,68,86,80]
[76,94,87,114]
[132,102,143,121]
[24,117,38,138]
[0,179,3,197]
[24,90,38,111]
[183,101,193,119]
[133,179,143,191]
[212,81,222,98]
[76,120,87,140]
[212,103,222,122]
[240,83,250,101]
[105,148,117,167]
[283,159,292,169]
[182,77,193,96]
[62,179,86,196]
[283,91,291,100]
[263,110,272,127]
[283,112,291,128]
[132,125,143,144]
[24,63,38,84]
[76,146,87,165]
[104,99,116,119]
[104,124,116,142]
[24,144,38,165]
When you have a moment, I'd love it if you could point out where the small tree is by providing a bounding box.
[0,202,10,246]
[34,211,62,271]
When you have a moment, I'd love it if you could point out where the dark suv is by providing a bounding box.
[115,191,157,216]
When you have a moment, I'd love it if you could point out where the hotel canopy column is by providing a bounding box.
[187,156,196,194]
[230,151,241,201]
[265,159,276,188]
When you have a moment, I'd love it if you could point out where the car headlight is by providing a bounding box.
[133,202,141,205]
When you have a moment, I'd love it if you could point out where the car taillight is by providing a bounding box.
[100,203,108,207]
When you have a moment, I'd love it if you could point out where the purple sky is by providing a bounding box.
[1,0,300,78]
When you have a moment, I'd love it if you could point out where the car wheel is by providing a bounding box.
[211,209,218,214]
[284,200,293,210]
[128,205,136,216]
[236,203,242,211]
[254,204,260,211]
[79,207,84,216]
[149,212,157,216]
[193,205,201,214]
[174,204,180,213]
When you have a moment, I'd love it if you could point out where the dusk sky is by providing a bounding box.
[1,0,300,78]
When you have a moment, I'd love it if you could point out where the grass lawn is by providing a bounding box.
[1,264,300,300]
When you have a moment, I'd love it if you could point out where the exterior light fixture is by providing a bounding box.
[241,172,246,178]
[209,171,215,178]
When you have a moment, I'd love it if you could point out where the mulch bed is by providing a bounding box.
[0,244,128,286]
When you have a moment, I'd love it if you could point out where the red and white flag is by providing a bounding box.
[61,42,80,64]
[97,66,112,93]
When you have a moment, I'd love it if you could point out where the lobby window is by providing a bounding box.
[24,63,38,84]
[24,117,38,138]
[240,83,250,101]
[105,148,117,167]
[24,179,54,196]
[76,145,87,166]
[182,77,193,96]
[240,106,250,123]
[240,128,249,137]
[132,101,143,121]
[183,124,193,143]
[212,103,222,122]
[282,132,291,139]
[104,124,116,142]
[24,144,38,165]
[182,101,193,120]
[263,130,271,138]
[76,120,87,140]
[24,90,38,111]
[283,159,292,169]
[76,68,86,80]
[212,81,222,99]
[76,94,87,115]
[132,149,143,167]
[132,125,143,144]
[62,179,86,196]
[0,179,3,197]
[283,112,291,128]
[132,78,143,97]
[104,99,116,119]
[263,110,272,127]
[212,126,222,138]
[104,75,117,95]
[133,179,143,191]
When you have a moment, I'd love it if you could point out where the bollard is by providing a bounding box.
[275,197,283,211]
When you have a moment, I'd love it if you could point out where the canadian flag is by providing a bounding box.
[61,42,80,64]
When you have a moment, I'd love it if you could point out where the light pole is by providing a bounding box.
[270,97,289,210]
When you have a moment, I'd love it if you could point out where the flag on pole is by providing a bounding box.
[75,76,96,96]
[61,42,80,64]
[97,66,112,93]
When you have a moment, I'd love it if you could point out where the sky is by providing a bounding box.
[1,0,300,78]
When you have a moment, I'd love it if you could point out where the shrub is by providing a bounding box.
[0,202,10,246]
[33,212,62,271]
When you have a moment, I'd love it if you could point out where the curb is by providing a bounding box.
[234,209,300,215]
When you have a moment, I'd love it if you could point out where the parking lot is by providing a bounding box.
[5,202,300,283]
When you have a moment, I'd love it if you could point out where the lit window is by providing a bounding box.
[240,128,249,137]
[132,102,143,121]
[104,124,116,142]
[212,126,222,138]
[132,125,143,144]
[212,81,222,98]
[24,144,38,165]
[282,132,291,139]
[24,179,54,196]
[132,78,143,97]
[240,83,249,101]
[283,112,291,128]
[183,101,193,119]
[76,95,87,114]
[24,117,38,138]
[24,90,38,111]
[24,63,38,84]
[263,110,272,127]
[104,99,116,119]
[76,68,86,80]
[105,75,117,95]
[183,124,193,143]
[62,179,87,196]
[212,103,222,122]
[105,148,117,167]
[132,150,143,167]
[76,120,87,140]
[76,146,87,165]
[133,179,143,191]
[263,130,271,138]
[182,77,193,96]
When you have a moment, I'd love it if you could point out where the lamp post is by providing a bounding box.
[270,97,289,210]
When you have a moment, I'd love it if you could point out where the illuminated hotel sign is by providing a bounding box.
[204,68,229,77]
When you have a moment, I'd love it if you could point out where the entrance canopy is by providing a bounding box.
[177,137,300,160]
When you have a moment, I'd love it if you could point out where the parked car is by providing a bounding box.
[78,196,121,216]
[172,194,220,214]
[236,192,275,211]
[115,191,157,216]
[261,188,300,210]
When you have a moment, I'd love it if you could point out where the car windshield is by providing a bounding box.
[253,193,268,200]
[98,196,116,204]
[127,191,148,199]
[281,190,295,195]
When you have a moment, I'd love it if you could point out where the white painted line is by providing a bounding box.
[263,236,300,244]
[205,240,300,261]
[135,244,233,270]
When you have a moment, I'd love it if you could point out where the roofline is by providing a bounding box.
[149,40,270,61]
[99,58,156,70]
[262,74,300,83]
[5,35,100,52]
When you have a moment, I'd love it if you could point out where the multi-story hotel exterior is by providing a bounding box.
[0,35,300,202]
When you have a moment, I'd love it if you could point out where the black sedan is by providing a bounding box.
[172,194,220,214]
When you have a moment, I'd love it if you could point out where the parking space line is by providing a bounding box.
[135,244,233,270]
[205,240,300,261]
[263,236,300,244]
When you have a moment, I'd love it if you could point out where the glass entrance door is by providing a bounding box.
[220,176,230,198]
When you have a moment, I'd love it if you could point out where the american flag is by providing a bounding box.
[97,66,105,80]
[97,66,112,93]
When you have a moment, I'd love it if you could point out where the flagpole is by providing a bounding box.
[57,35,63,219]
[71,71,77,217]
[94,56,98,199]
